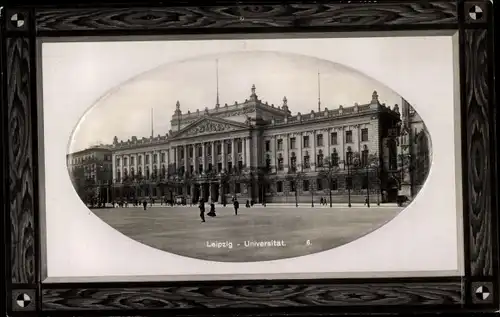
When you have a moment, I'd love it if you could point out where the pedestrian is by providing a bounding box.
[199,199,206,222]
[142,200,147,210]
[320,197,324,205]
[233,199,239,215]
[364,197,368,205]
[207,201,216,217]
[246,200,250,208]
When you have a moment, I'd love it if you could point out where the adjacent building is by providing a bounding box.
[66,145,113,204]
[106,85,430,204]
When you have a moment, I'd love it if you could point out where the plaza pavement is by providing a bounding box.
[93,205,403,262]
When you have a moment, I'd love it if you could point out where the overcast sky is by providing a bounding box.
[46,38,405,152]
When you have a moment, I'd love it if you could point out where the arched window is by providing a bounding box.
[117,170,121,182]
[265,154,271,170]
[161,164,166,179]
[130,167,135,178]
[331,148,339,166]
[387,139,397,170]
[346,147,353,165]
[317,150,324,167]
[123,168,128,178]
[362,144,369,166]
[153,165,158,179]
[290,152,297,171]
[138,166,143,177]
[303,151,310,168]
[146,166,150,180]
[416,131,430,184]
[278,153,284,171]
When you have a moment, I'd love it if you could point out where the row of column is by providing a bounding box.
[271,128,357,173]
[113,149,170,182]
[174,137,251,174]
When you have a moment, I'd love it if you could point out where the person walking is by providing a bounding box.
[207,201,216,217]
[233,199,239,215]
[199,199,206,222]
[142,200,147,210]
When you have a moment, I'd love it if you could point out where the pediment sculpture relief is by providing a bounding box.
[183,121,235,137]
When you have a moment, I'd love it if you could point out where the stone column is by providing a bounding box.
[193,144,199,175]
[221,140,227,172]
[211,141,216,170]
[311,131,317,172]
[231,138,237,170]
[218,181,223,203]
[242,137,247,168]
[202,143,206,174]
[112,154,117,182]
[271,135,277,173]
[184,145,188,173]
[134,154,138,178]
[326,128,331,162]
[245,137,251,169]
[297,133,302,171]
[339,127,345,165]
[283,134,289,173]
[149,151,154,179]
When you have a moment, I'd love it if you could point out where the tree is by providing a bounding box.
[229,167,246,198]
[286,171,306,207]
[183,172,195,203]
[257,166,272,205]
[318,156,340,207]
[219,170,231,204]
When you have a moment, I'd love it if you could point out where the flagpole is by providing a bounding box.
[317,71,321,112]
[151,108,154,137]
[216,59,220,107]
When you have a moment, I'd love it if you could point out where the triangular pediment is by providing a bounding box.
[173,116,248,139]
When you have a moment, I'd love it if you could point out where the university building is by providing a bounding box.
[66,145,113,204]
[107,85,431,204]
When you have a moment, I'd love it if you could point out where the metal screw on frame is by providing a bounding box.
[236,1,245,21]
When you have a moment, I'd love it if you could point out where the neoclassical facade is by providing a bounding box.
[110,85,427,204]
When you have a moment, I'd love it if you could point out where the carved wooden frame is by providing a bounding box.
[1,0,497,315]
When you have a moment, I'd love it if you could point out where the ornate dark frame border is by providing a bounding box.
[1,0,497,315]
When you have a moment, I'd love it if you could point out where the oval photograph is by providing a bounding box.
[66,50,432,262]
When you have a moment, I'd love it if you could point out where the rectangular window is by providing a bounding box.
[303,179,310,191]
[316,134,324,147]
[130,157,135,165]
[330,178,338,190]
[198,146,203,157]
[235,183,241,193]
[238,161,243,169]
[290,181,296,192]
[316,178,323,190]
[277,139,283,151]
[346,131,353,143]
[227,143,232,154]
[303,136,310,148]
[228,162,233,172]
[290,137,296,149]
[123,157,128,166]
[145,155,150,164]
[265,140,271,152]
[303,155,310,168]
[154,154,158,163]
[361,128,369,142]
[217,163,222,172]
[237,141,243,153]
[331,132,338,145]
[277,181,283,193]
[362,176,368,189]
[161,153,165,163]
[217,144,222,154]
[346,176,353,189]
